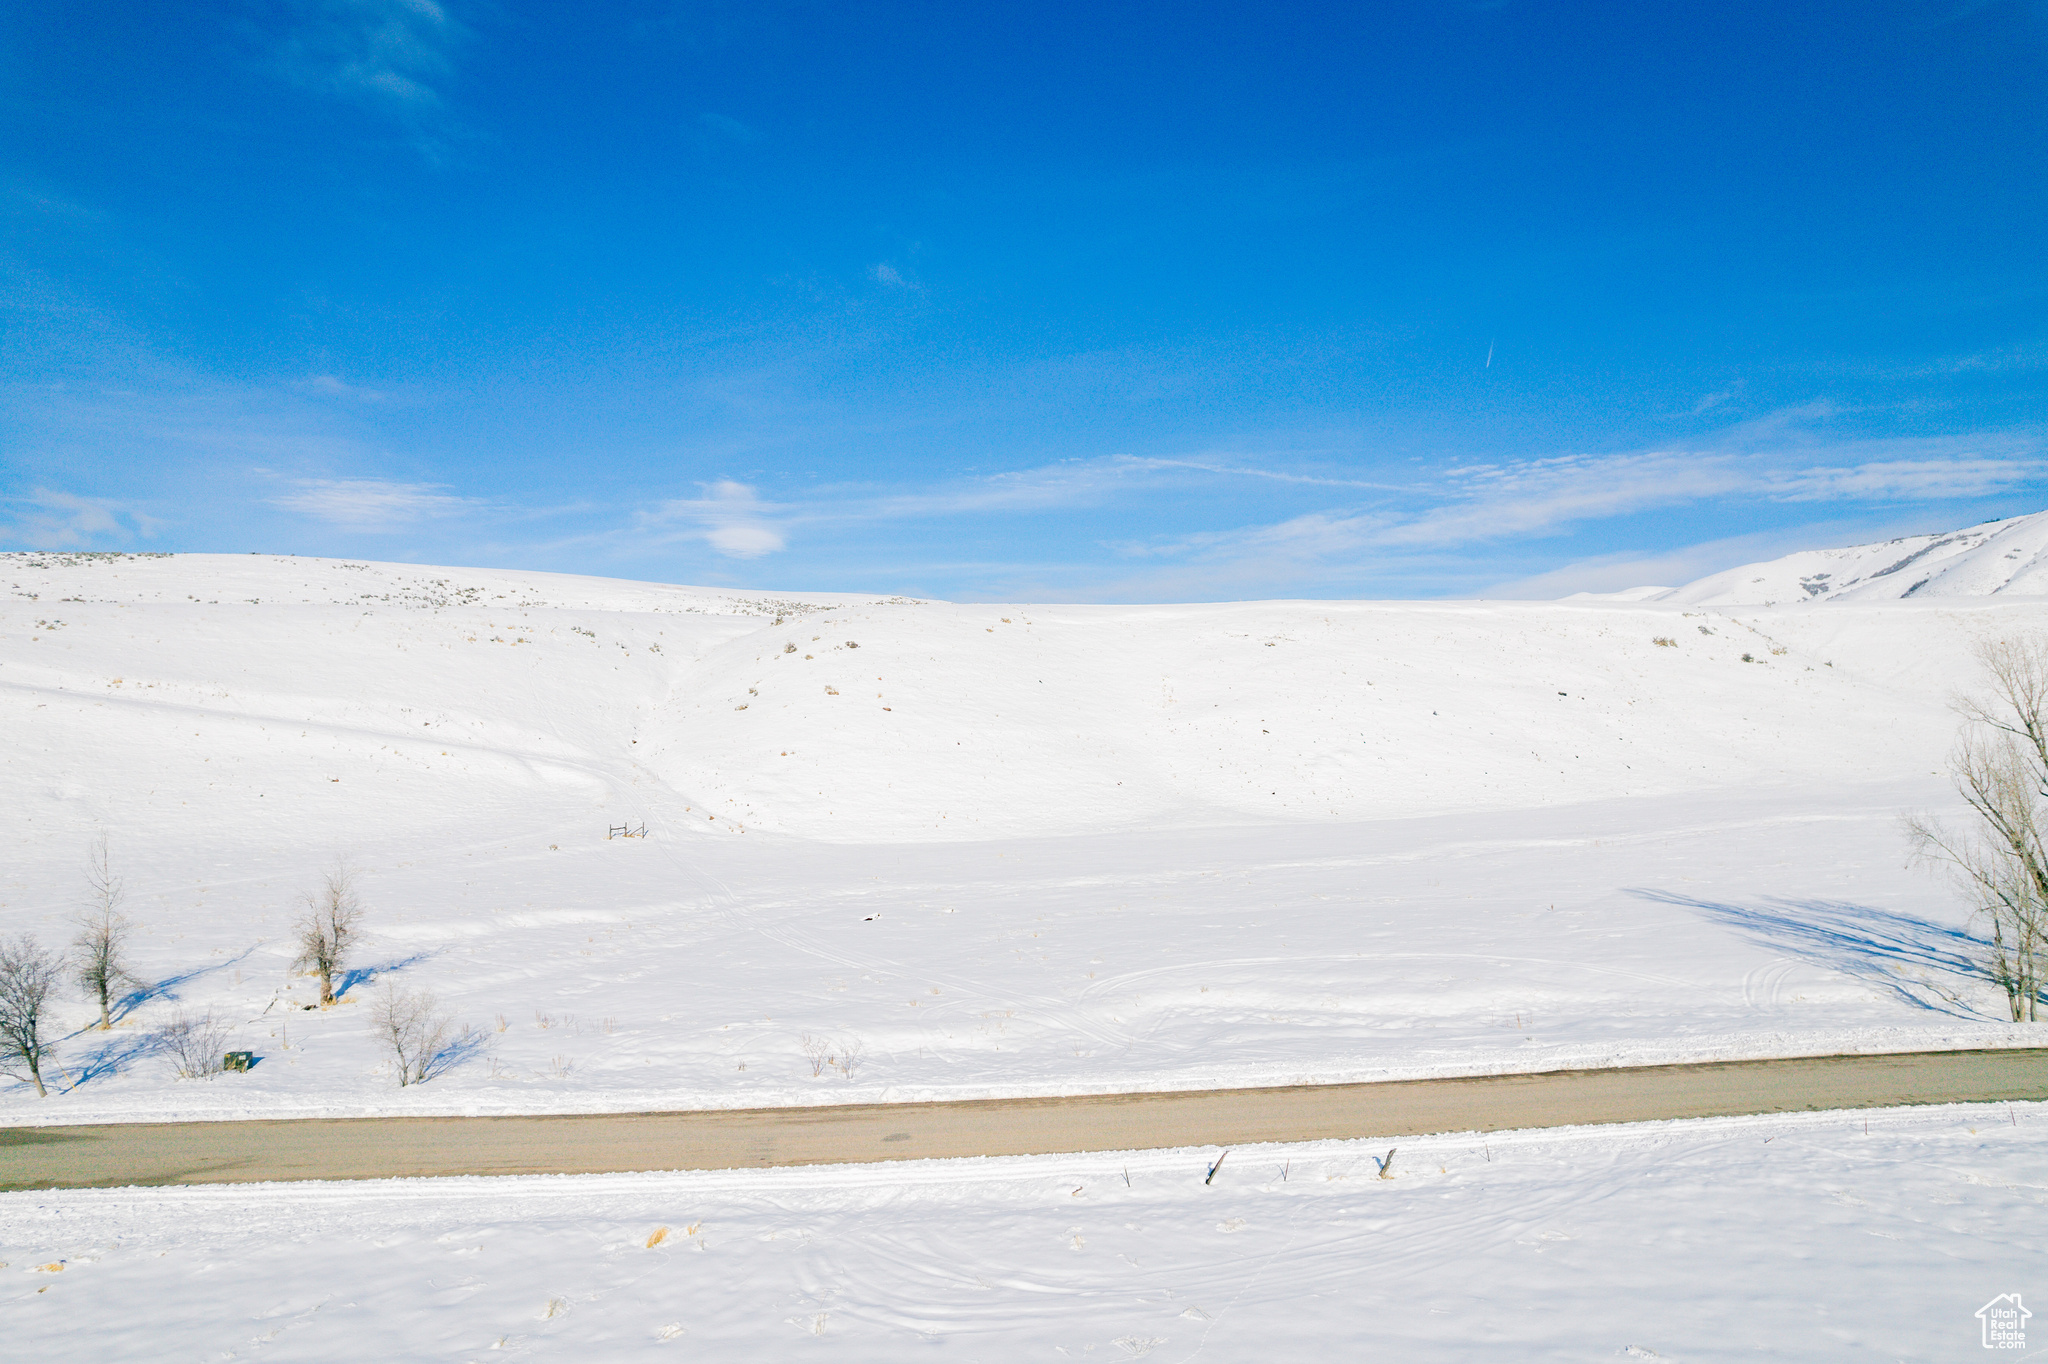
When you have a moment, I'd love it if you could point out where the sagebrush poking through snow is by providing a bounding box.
[832,1036,865,1080]
[158,1010,233,1079]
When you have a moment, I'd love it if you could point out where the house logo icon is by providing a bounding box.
[1978,1294,2030,1349]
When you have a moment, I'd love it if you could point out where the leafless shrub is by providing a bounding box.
[549,1054,573,1078]
[371,983,454,1086]
[1908,638,2048,1020]
[72,835,140,1030]
[800,1032,831,1077]
[292,862,364,1005]
[0,934,60,1096]
[832,1036,866,1081]
[158,1009,234,1079]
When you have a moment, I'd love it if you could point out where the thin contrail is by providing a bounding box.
[1485,340,1494,368]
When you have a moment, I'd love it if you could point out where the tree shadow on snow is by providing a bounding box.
[61,1030,169,1089]
[112,945,258,1023]
[336,950,438,1001]
[422,1027,492,1082]
[1632,890,1996,1020]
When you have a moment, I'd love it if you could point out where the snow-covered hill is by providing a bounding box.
[2,549,911,617]
[1,550,2039,1123]
[0,551,1978,844]
[1578,509,2048,606]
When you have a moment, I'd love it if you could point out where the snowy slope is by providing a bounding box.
[0,550,2041,1123]
[1588,509,2048,606]
[10,551,1969,845]
[5,1103,2038,1361]
[2,549,909,616]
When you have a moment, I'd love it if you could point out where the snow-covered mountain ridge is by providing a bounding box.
[1577,509,2048,606]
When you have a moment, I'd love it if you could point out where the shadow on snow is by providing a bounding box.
[337,950,437,1001]
[111,944,258,1023]
[423,1026,492,1083]
[1635,890,1997,1019]
[30,948,443,1095]
[60,1031,169,1089]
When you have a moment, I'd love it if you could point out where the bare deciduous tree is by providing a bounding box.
[158,1009,234,1079]
[292,863,365,1006]
[0,934,61,1097]
[373,983,454,1086]
[1908,638,2048,1021]
[73,834,139,1029]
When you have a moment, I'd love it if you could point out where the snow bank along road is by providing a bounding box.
[6,1048,2043,1190]
[14,1106,2032,1363]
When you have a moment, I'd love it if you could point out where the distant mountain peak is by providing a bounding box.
[1569,511,2048,606]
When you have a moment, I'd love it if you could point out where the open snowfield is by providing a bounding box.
[5,1103,2041,1361]
[1,547,2042,1122]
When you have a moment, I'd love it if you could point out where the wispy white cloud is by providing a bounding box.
[870,263,919,290]
[563,412,2044,588]
[763,454,1394,531]
[1764,456,2045,501]
[270,478,471,530]
[277,0,464,109]
[1680,384,1740,416]
[0,489,163,548]
[295,374,388,403]
[1110,426,2047,569]
[1120,456,1409,492]
[635,480,787,559]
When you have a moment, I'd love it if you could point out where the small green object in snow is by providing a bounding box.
[224,1051,255,1073]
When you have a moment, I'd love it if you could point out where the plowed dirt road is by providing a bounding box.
[5,1048,2042,1191]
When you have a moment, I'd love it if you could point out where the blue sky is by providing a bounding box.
[3,1,2045,600]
